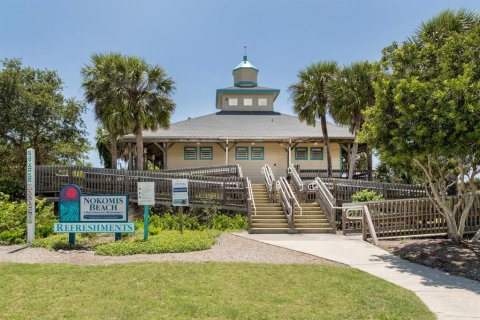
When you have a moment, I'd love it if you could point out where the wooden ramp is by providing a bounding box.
[35,165,247,211]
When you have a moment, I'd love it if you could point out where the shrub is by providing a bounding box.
[31,234,87,250]
[94,230,219,256]
[212,214,248,231]
[0,193,56,244]
[0,177,25,201]
[351,189,384,203]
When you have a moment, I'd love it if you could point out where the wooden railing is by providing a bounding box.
[310,178,337,231]
[162,164,242,177]
[261,164,276,202]
[287,164,310,201]
[361,195,480,241]
[321,178,427,205]
[36,166,247,211]
[277,177,302,230]
[297,168,370,180]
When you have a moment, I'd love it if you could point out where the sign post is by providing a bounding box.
[26,148,35,245]
[138,182,155,240]
[172,179,188,234]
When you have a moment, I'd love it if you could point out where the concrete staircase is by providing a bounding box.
[250,184,289,234]
[294,203,335,233]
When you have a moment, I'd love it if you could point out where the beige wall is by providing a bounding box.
[219,93,275,112]
[166,142,343,183]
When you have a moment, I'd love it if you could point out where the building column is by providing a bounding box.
[163,142,168,170]
[225,139,229,165]
[287,140,292,167]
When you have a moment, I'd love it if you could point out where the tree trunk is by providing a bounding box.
[366,146,373,181]
[109,132,118,170]
[348,141,359,180]
[135,122,144,170]
[320,115,332,177]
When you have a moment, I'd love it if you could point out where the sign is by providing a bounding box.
[138,182,155,205]
[26,148,35,244]
[172,179,189,206]
[80,195,128,222]
[54,222,135,233]
[56,185,134,244]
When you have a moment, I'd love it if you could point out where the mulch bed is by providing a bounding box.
[379,238,480,282]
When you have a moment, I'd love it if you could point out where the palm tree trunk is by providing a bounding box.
[348,141,358,180]
[320,115,332,177]
[135,122,144,170]
[109,132,118,170]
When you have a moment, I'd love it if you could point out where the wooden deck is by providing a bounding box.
[36,165,248,211]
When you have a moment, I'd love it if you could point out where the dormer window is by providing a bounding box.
[243,98,252,106]
[258,98,268,106]
[228,98,238,106]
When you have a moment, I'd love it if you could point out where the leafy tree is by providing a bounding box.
[360,9,480,242]
[83,54,175,170]
[82,53,133,169]
[289,61,338,177]
[329,61,375,179]
[0,59,89,183]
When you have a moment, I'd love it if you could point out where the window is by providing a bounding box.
[243,98,252,106]
[228,98,238,106]
[235,147,249,160]
[310,147,324,160]
[251,147,264,160]
[295,147,308,160]
[199,147,213,160]
[184,147,197,160]
[258,98,268,106]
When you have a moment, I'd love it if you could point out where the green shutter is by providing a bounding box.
[310,147,324,160]
[235,147,249,160]
[251,147,264,160]
[294,147,308,160]
[184,147,197,160]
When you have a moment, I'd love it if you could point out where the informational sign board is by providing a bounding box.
[80,195,128,222]
[172,179,189,206]
[138,182,155,206]
[26,148,35,244]
[55,185,134,243]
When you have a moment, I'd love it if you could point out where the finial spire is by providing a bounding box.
[243,45,247,62]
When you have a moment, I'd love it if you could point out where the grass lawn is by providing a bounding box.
[0,262,434,320]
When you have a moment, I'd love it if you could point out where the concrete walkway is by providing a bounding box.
[235,232,480,320]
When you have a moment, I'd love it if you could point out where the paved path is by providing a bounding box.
[236,232,480,320]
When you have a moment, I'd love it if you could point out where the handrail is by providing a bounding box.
[246,177,256,216]
[362,205,379,245]
[279,177,303,217]
[287,164,303,191]
[236,164,243,178]
[310,177,336,228]
[261,164,276,202]
[277,179,292,220]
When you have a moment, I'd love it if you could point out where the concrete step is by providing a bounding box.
[249,228,290,234]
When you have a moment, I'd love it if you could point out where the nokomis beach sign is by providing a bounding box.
[54,185,135,243]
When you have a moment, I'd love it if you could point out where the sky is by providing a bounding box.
[1,0,479,167]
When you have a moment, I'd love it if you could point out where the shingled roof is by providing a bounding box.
[124,111,354,142]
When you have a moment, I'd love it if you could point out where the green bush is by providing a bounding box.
[31,234,87,250]
[212,214,248,231]
[0,193,56,244]
[351,189,384,203]
[0,177,25,201]
[94,230,219,256]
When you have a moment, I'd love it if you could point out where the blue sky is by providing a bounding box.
[1,0,479,166]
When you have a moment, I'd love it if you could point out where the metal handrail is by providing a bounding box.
[261,164,276,202]
[287,164,303,191]
[277,179,292,219]
[280,177,303,216]
[247,178,256,216]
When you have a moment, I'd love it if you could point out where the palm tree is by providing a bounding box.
[289,61,338,177]
[113,56,175,170]
[329,61,375,179]
[82,54,175,170]
[82,53,132,169]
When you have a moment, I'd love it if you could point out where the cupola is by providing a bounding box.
[232,46,258,87]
